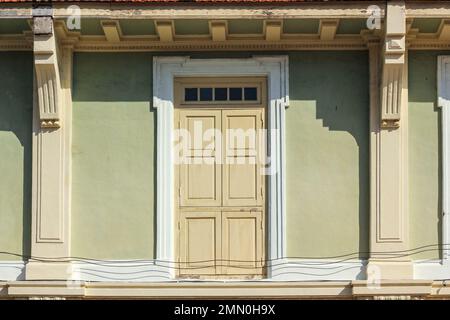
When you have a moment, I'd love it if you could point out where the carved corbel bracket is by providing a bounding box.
[380,1,406,129]
[33,16,61,129]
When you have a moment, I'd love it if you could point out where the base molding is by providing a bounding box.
[352,280,432,299]
[2,280,450,299]
[366,260,414,280]
[25,262,72,280]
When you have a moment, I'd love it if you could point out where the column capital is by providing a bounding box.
[33,17,62,129]
[380,1,406,129]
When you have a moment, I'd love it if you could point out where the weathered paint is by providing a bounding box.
[72,52,155,260]
[0,52,32,261]
[408,51,443,260]
[286,51,370,259]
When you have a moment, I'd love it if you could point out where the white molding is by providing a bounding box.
[0,261,25,281]
[2,260,449,282]
[70,260,172,282]
[69,259,364,282]
[414,260,450,280]
[438,56,450,267]
[153,56,289,279]
[270,259,366,281]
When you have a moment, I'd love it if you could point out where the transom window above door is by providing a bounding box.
[175,77,266,107]
[184,87,258,102]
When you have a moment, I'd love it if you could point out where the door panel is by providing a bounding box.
[179,110,222,207]
[179,211,221,276]
[222,211,263,275]
[222,110,263,207]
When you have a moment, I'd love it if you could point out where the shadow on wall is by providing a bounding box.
[289,51,370,259]
[0,52,33,260]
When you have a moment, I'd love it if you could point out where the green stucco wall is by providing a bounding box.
[0,52,32,261]
[286,51,370,259]
[408,51,443,260]
[0,50,441,264]
[72,53,155,260]
[71,51,370,261]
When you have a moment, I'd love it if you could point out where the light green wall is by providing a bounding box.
[0,50,440,263]
[286,52,370,259]
[72,53,155,260]
[408,51,443,260]
[71,51,370,260]
[0,52,32,261]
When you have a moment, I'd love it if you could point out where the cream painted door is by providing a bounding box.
[177,108,265,278]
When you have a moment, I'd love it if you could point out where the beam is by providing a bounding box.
[319,19,339,41]
[52,3,384,19]
[155,20,174,42]
[438,20,450,41]
[101,20,121,42]
[265,20,282,41]
[406,2,450,18]
[210,20,227,42]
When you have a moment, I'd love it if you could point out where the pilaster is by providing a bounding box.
[368,1,412,280]
[26,12,72,280]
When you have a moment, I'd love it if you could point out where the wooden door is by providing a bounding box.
[175,78,266,278]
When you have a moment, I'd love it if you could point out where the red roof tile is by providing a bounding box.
[0,0,443,3]
[0,0,390,2]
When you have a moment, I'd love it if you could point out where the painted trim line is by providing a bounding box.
[438,56,450,265]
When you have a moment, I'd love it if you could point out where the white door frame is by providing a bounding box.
[153,56,289,278]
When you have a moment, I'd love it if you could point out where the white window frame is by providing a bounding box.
[438,56,450,266]
[152,56,289,279]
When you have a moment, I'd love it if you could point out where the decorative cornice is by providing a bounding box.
[74,39,368,52]
[0,40,32,51]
